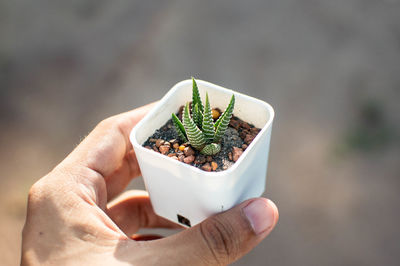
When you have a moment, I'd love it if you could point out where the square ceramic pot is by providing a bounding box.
[130,79,274,227]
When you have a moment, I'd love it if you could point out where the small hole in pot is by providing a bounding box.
[177,214,191,227]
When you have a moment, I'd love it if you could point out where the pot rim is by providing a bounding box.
[130,79,275,177]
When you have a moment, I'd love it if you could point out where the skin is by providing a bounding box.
[21,103,279,266]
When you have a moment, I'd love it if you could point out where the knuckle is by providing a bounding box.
[97,116,117,129]
[28,179,49,205]
[96,115,127,134]
[200,217,239,264]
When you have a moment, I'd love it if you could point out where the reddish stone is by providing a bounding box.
[232,147,243,162]
[184,146,195,157]
[168,153,177,157]
[201,163,212,172]
[229,119,240,129]
[250,127,261,135]
[155,139,164,147]
[159,145,170,155]
[240,129,250,139]
[164,141,171,147]
[244,134,255,145]
[240,121,251,130]
[242,144,248,150]
[183,155,195,164]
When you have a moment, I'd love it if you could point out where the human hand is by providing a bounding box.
[21,103,279,266]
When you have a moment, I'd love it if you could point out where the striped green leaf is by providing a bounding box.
[193,103,203,129]
[200,143,221,155]
[214,94,235,143]
[192,77,204,114]
[202,93,215,143]
[183,102,206,150]
[171,113,188,142]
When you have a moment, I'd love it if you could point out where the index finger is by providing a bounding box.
[62,102,157,200]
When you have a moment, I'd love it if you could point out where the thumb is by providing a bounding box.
[149,198,279,265]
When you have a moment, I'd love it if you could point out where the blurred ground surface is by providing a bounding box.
[1,0,400,265]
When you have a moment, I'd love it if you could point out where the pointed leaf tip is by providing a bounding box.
[172,113,188,142]
[202,91,215,143]
[214,94,235,143]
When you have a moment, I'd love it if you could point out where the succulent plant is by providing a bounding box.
[171,78,235,155]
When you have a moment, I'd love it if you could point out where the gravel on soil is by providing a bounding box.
[142,112,260,172]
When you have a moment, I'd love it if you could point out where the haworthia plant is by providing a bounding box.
[171,78,235,155]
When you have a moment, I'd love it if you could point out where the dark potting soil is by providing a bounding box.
[142,109,261,172]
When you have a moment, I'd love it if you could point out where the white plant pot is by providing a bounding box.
[130,79,274,227]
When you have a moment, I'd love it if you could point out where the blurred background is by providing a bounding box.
[1,0,400,265]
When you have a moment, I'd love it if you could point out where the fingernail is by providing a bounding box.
[243,199,275,235]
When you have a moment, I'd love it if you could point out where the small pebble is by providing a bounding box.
[244,134,255,145]
[240,130,249,139]
[173,143,180,150]
[232,147,243,162]
[195,155,206,164]
[211,109,220,119]
[183,155,195,164]
[149,138,157,143]
[242,144,248,150]
[211,161,218,171]
[250,127,261,135]
[164,141,171,147]
[178,154,185,162]
[169,139,179,145]
[229,119,240,129]
[184,146,195,157]
[221,158,233,169]
[228,152,233,161]
[168,153,177,157]
[156,139,165,147]
[201,163,212,172]
[241,121,251,130]
[159,145,170,155]
[153,146,159,152]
